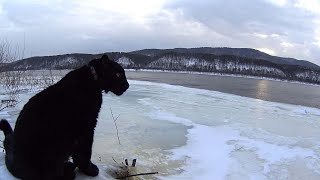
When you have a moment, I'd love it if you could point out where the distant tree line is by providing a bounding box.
[1,51,320,84]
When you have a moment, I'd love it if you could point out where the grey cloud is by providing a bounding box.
[165,0,315,40]
[3,1,65,26]
[0,0,319,65]
[164,0,319,63]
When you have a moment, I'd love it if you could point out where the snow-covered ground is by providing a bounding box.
[1,80,320,179]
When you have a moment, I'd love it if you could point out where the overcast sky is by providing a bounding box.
[0,0,319,65]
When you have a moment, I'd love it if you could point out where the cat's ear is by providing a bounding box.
[100,54,110,65]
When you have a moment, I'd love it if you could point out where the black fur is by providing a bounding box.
[0,55,129,180]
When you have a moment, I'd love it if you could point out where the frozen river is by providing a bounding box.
[1,79,320,179]
[126,71,320,108]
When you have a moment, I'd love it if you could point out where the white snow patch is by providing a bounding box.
[56,57,78,67]
[116,57,134,66]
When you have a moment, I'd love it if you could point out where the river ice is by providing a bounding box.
[0,80,319,179]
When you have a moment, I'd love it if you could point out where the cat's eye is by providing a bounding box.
[116,73,121,78]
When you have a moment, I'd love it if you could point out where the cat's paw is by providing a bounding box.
[80,162,99,177]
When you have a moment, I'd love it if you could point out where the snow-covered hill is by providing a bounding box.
[1,49,320,84]
[131,47,320,69]
[148,55,287,78]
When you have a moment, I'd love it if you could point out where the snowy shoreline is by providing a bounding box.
[125,69,320,87]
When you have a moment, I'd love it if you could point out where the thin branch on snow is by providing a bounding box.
[0,105,10,112]
[0,100,21,112]
[115,172,159,179]
[112,156,119,164]
[110,107,121,145]
[115,114,120,122]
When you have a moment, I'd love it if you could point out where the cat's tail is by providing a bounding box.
[0,119,20,178]
[0,119,13,137]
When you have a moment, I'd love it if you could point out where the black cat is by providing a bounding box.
[0,55,129,180]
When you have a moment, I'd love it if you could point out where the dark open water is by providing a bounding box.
[126,71,320,108]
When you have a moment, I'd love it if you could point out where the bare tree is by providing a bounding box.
[0,39,25,111]
[41,68,55,88]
